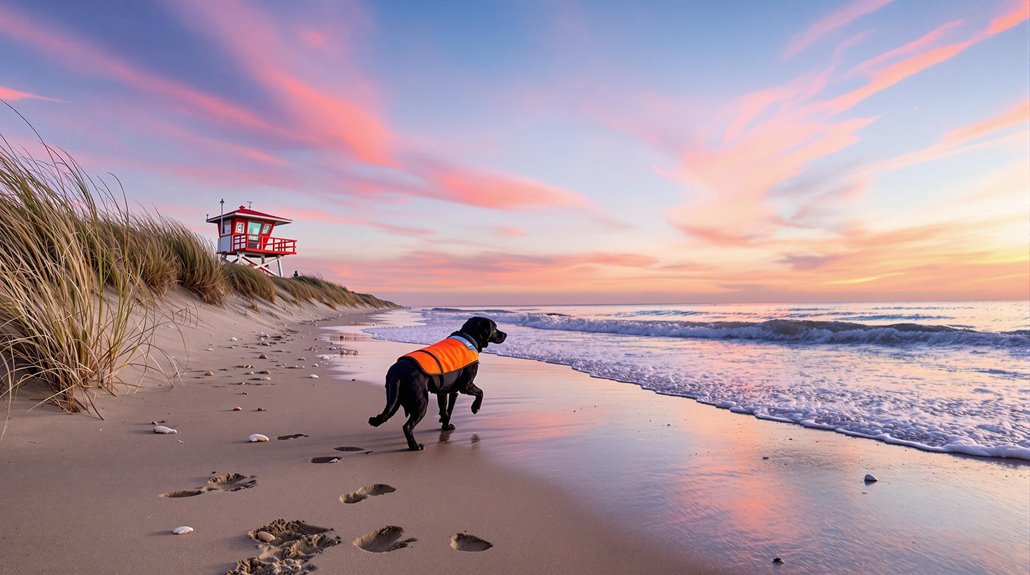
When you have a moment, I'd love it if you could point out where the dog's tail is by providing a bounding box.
[368,363,403,427]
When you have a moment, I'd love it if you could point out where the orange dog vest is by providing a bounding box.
[402,335,479,376]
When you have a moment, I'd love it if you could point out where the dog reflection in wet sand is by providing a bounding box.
[368,317,506,451]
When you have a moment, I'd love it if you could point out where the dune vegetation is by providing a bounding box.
[0,135,394,420]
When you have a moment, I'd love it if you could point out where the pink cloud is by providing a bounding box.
[826,3,1028,115]
[166,0,392,166]
[988,0,1030,34]
[322,250,658,295]
[423,166,590,210]
[0,85,61,102]
[663,1,1026,244]
[0,4,274,136]
[497,226,526,237]
[874,100,1030,172]
[854,20,962,75]
[783,0,893,58]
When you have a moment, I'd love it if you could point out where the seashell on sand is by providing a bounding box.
[172,526,193,535]
[249,434,270,443]
[864,473,878,483]
[154,425,178,434]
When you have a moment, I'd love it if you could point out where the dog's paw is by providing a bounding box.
[368,416,383,427]
[441,423,455,431]
[408,443,424,451]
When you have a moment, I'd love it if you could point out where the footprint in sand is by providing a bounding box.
[310,456,342,464]
[160,473,257,498]
[450,532,493,552]
[353,526,416,553]
[340,484,395,504]
[276,434,308,440]
[227,519,340,575]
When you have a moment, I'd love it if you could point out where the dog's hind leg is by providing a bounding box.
[369,365,403,427]
[402,390,429,451]
[437,392,457,430]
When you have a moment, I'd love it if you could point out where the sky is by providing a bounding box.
[0,0,1027,306]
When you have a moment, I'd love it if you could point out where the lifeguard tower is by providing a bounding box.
[206,202,297,276]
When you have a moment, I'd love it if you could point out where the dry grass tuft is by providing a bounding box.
[0,135,157,418]
[222,263,276,302]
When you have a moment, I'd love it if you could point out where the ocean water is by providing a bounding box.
[364,302,1030,460]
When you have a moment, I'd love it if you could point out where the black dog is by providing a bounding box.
[368,317,506,451]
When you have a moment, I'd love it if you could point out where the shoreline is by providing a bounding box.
[0,304,1026,574]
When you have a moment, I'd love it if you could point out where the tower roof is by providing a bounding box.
[206,205,292,225]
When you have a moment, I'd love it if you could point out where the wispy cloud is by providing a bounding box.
[663,0,1027,246]
[0,85,62,102]
[783,0,893,58]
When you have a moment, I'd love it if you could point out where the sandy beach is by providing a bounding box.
[0,300,716,575]
[1,301,1027,575]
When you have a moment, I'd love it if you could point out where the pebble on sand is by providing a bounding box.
[254,530,276,543]
[204,371,214,376]
[153,425,178,434]
[864,473,878,483]
[172,526,194,535]
[249,434,270,443]
[232,406,242,412]
[309,374,319,379]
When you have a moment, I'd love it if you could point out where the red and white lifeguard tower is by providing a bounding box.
[206,201,297,276]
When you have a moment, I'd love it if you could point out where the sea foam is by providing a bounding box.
[370,304,1030,460]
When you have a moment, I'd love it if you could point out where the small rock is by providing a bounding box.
[230,336,238,342]
[204,371,214,376]
[255,530,276,543]
[232,406,242,412]
[257,370,271,375]
[256,407,267,412]
[772,557,783,565]
[248,434,270,443]
[762,456,769,460]
[153,425,178,434]
[312,363,319,367]
[298,357,307,361]
[864,473,878,483]
[206,348,214,351]
[309,374,319,379]
[258,353,268,359]
[172,526,194,535]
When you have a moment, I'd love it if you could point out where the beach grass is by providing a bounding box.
[0,133,395,423]
[223,263,277,302]
[0,138,155,417]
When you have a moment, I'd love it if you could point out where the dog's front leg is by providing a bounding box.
[466,383,484,414]
[437,393,457,430]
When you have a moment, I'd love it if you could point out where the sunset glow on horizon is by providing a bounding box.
[1,0,1027,306]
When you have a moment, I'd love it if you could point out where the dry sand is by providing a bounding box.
[0,297,716,575]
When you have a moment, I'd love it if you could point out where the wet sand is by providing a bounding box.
[0,304,1027,574]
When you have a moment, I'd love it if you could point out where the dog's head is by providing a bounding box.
[459,317,507,350]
